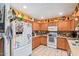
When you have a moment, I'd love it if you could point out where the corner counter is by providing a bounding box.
[67,39,79,56]
[32,35,47,49]
[57,36,70,52]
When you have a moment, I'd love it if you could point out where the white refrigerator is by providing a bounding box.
[11,20,32,56]
[4,5,32,56]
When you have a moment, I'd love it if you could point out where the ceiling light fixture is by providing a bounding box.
[59,12,63,16]
[23,5,27,9]
[75,18,78,21]
[41,16,44,19]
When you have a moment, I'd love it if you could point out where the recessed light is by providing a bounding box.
[41,16,44,19]
[59,12,63,16]
[75,18,78,21]
[23,6,27,9]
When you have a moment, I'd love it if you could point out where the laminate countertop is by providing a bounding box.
[32,35,47,38]
[67,38,79,56]
[57,36,79,56]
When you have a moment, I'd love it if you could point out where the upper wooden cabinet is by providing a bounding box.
[32,22,40,31]
[48,21,58,26]
[32,19,75,31]
[58,20,70,31]
[40,23,48,31]
[70,20,75,31]
[58,20,75,31]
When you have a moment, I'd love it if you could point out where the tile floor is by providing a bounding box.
[32,45,68,56]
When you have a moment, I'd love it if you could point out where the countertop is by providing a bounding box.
[67,39,79,56]
[33,35,79,56]
[32,35,47,38]
[57,36,79,56]
[57,36,68,38]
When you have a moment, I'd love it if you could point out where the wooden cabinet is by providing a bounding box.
[57,37,70,51]
[48,21,58,26]
[40,23,48,31]
[40,36,47,46]
[32,37,41,49]
[70,20,75,31]
[32,22,40,31]
[58,20,70,31]
[58,20,75,31]
[32,36,47,49]
[0,38,4,56]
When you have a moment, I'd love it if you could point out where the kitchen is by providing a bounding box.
[31,3,79,56]
[0,3,79,56]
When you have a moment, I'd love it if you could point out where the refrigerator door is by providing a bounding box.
[12,21,32,56]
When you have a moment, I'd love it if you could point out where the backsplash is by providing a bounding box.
[32,31,48,36]
[57,32,72,37]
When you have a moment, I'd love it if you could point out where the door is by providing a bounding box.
[0,37,4,56]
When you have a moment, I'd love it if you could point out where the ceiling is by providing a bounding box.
[8,3,77,20]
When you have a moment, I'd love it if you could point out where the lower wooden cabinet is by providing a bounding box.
[32,37,41,49]
[40,36,47,46]
[57,37,70,51]
[32,36,47,49]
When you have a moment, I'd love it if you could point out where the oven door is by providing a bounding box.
[47,33,57,48]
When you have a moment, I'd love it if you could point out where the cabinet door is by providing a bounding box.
[32,38,37,49]
[32,22,40,31]
[36,37,41,47]
[32,37,41,49]
[40,36,47,46]
[0,39,4,56]
[57,37,71,52]
[70,20,75,31]
[58,20,70,31]
[40,23,48,31]
[57,37,66,50]
[58,21,63,31]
